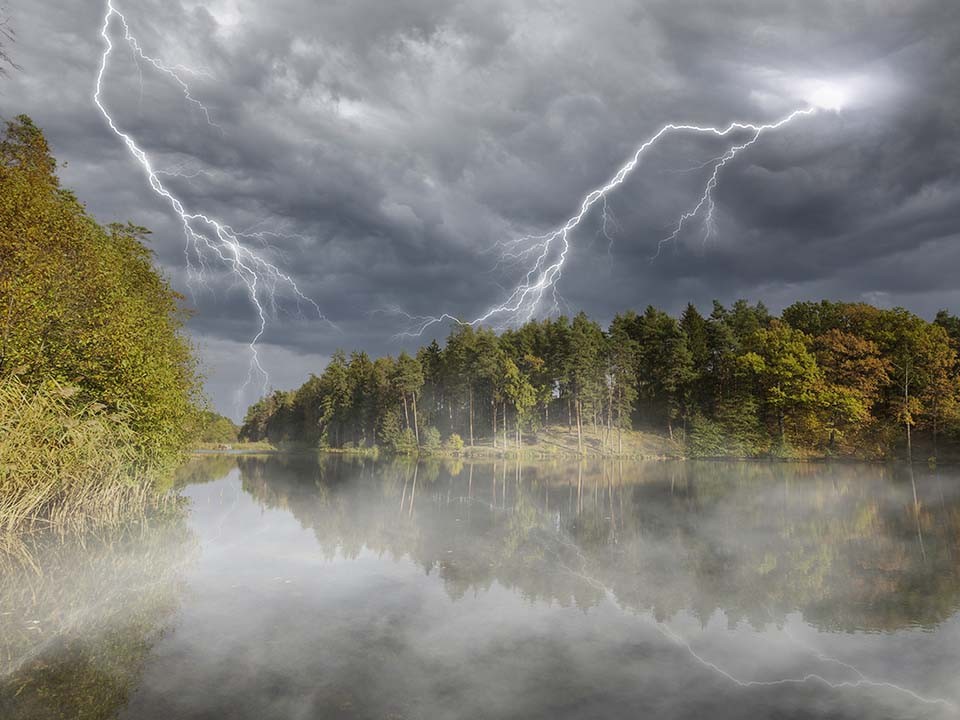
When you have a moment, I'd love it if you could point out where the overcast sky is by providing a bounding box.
[5,0,960,417]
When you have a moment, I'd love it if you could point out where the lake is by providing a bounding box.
[3,455,959,719]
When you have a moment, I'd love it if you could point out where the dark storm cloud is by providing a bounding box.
[5,0,960,414]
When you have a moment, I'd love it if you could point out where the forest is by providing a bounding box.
[241,300,960,460]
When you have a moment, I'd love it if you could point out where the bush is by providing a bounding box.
[444,432,465,456]
[421,426,442,455]
[391,429,418,455]
[687,416,727,458]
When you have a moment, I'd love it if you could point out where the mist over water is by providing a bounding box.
[3,456,960,719]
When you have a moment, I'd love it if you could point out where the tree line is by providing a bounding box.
[241,299,960,459]
[1,115,201,462]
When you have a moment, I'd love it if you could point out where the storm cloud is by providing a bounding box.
[5,0,960,415]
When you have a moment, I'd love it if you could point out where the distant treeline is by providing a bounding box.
[242,300,960,459]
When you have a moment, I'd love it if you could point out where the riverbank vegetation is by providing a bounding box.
[241,300,960,461]
[0,116,201,545]
[190,410,240,447]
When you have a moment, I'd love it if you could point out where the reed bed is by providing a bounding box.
[0,377,169,556]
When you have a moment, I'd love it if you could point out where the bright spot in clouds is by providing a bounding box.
[806,80,852,111]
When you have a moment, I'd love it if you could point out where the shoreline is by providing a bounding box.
[190,429,952,465]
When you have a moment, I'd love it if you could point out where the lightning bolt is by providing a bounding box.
[598,196,621,268]
[94,1,329,405]
[397,107,816,336]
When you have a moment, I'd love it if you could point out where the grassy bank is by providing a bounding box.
[223,423,943,463]
[208,426,682,461]
[191,440,277,453]
[0,378,174,556]
[443,425,683,459]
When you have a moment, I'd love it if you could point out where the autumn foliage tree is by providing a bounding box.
[0,116,200,461]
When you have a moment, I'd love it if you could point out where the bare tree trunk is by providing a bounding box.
[576,398,583,454]
[605,391,612,453]
[933,395,939,461]
[469,386,474,447]
[411,393,419,445]
[402,394,409,430]
[904,364,912,464]
[502,401,507,449]
[492,400,497,449]
[617,386,623,455]
[516,408,521,450]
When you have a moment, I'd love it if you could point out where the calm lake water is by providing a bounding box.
[3,456,960,719]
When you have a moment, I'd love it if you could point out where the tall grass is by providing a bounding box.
[0,377,172,555]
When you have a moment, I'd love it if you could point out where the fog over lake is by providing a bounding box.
[3,456,959,719]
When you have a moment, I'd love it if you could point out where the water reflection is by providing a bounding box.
[5,455,960,719]
[236,455,960,632]
[0,504,195,720]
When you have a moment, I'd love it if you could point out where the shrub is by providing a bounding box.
[687,416,728,458]
[444,432,465,456]
[421,426,442,455]
[392,429,418,455]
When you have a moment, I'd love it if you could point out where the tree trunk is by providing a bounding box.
[402,394,409,431]
[492,400,497,449]
[576,399,583,454]
[516,408,521,450]
[617,386,623,455]
[933,395,939,461]
[605,391,612,453]
[411,393,419,445]
[469,386,474,447]
[904,365,912,464]
[502,401,507,449]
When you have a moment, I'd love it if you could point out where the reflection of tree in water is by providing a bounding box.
[0,503,197,719]
[238,456,960,632]
[172,453,241,488]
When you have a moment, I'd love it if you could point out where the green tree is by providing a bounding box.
[739,321,825,448]
[502,357,537,449]
[394,352,424,445]
[569,312,606,453]
[607,314,640,452]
